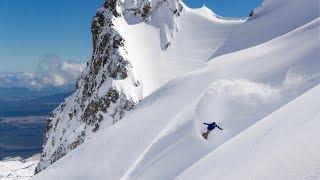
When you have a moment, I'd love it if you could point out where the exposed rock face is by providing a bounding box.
[35,0,183,174]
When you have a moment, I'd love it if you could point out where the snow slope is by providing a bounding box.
[178,84,320,180]
[0,155,40,180]
[32,0,320,178]
[120,17,320,180]
[211,0,319,58]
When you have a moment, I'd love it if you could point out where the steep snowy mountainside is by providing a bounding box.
[212,0,319,58]
[35,0,243,174]
[32,2,320,179]
[178,84,320,180]
[115,3,243,96]
[120,17,320,180]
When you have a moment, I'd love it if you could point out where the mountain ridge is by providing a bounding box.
[31,0,320,179]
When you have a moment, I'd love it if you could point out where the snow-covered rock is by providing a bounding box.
[0,154,40,180]
[35,0,139,173]
[33,0,319,179]
[122,0,184,50]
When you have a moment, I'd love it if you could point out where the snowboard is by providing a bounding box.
[202,132,208,139]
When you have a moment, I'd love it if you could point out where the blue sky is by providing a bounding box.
[0,0,262,73]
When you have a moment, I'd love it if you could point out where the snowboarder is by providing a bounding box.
[202,122,223,139]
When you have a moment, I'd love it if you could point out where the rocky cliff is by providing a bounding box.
[35,0,183,174]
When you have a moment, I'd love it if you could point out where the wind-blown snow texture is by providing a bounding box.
[32,0,319,179]
[178,84,320,180]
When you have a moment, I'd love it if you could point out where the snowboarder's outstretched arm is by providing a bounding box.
[216,125,223,130]
[203,123,210,125]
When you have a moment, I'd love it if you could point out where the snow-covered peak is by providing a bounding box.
[32,0,319,179]
[121,0,184,50]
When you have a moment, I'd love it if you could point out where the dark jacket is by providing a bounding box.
[204,122,223,131]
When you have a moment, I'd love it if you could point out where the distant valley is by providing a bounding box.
[0,87,72,159]
[0,87,73,117]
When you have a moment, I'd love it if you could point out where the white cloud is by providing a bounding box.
[0,54,85,89]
